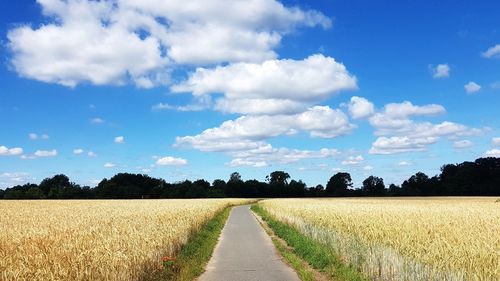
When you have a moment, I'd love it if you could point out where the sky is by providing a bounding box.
[1,0,499,188]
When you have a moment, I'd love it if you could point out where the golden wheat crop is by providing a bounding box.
[0,199,252,281]
[259,197,500,281]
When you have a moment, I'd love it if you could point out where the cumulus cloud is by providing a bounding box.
[214,98,307,115]
[379,101,445,119]
[398,161,413,166]
[362,99,481,154]
[104,162,116,168]
[73,148,84,155]
[114,136,125,144]
[7,0,330,87]
[173,54,357,115]
[432,64,450,78]
[0,145,23,156]
[156,156,188,166]
[175,106,354,152]
[464,81,481,94]
[87,151,97,157]
[453,140,473,149]
[484,149,500,157]
[34,149,58,157]
[482,44,500,59]
[341,155,364,165]
[230,145,339,167]
[369,136,437,154]
[348,96,374,119]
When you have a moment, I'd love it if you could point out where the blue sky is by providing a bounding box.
[1,0,499,188]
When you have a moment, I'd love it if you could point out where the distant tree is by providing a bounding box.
[326,172,352,196]
[362,175,385,196]
[387,183,401,196]
[25,186,44,199]
[288,180,306,197]
[226,172,244,197]
[229,172,242,183]
[306,184,325,197]
[212,179,226,190]
[266,171,290,197]
[266,171,290,185]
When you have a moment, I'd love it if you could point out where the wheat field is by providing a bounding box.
[259,197,500,281]
[0,199,251,281]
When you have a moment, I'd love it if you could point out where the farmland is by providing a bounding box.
[0,199,251,280]
[258,197,500,281]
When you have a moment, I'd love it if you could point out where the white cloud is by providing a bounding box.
[380,101,445,119]
[492,137,500,147]
[482,44,500,59]
[175,106,354,152]
[362,99,481,154]
[104,162,116,168]
[398,161,413,166]
[369,136,437,154]
[173,54,357,115]
[432,64,450,78]
[0,172,34,188]
[363,165,373,171]
[124,0,331,64]
[114,136,125,144]
[74,149,97,157]
[90,117,105,124]
[228,159,268,168]
[7,0,330,87]
[464,81,481,94]
[230,145,339,167]
[348,96,374,119]
[0,145,23,156]
[152,96,211,112]
[341,155,364,165]
[34,149,57,157]
[484,149,500,158]
[214,98,307,115]
[453,140,473,149]
[156,156,188,166]
[29,133,49,140]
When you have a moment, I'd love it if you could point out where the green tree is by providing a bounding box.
[362,175,385,196]
[326,172,352,196]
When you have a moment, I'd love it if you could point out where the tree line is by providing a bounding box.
[1,157,499,199]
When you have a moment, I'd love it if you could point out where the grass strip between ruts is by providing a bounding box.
[251,204,369,281]
[156,206,232,281]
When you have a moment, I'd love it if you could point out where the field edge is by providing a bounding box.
[155,206,232,281]
[251,204,368,281]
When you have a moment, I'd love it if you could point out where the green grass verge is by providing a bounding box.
[251,204,368,281]
[266,225,317,281]
[157,207,231,281]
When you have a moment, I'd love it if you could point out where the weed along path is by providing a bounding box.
[198,205,300,281]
